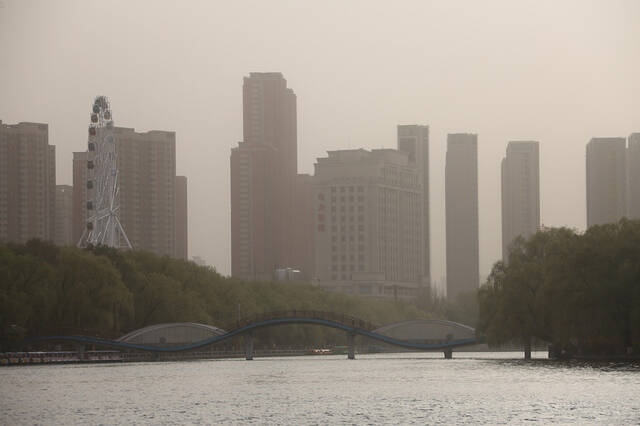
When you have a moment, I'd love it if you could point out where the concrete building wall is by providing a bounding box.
[586,137,626,228]
[116,127,176,257]
[231,142,276,280]
[0,121,55,244]
[501,141,540,260]
[628,133,640,220]
[231,72,298,280]
[445,133,479,301]
[292,173,315,280]
[174,175,188,260]
[312,149,422,300]
[397,125,430,286]
[72,151,87,245]
[54,185,74,246]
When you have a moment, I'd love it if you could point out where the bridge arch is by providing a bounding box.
[28,312,477,356]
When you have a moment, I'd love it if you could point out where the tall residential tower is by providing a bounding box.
[0,121,55,244]
[586,137,627,228]
[445,133,479,301]
[501,141,540,260]
[397,125,430,286]
[231,72,298,280]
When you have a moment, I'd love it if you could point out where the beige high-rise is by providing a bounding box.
[586,137,627,228]
[54,185,74,246]
[313,149,422,300]
[446,133,479,301]
[628,133,640,220]
[0,121,55,244]
[501,141,540,260]
[397,125,430,286]
[175,175,188,260]
[231,72,298,280]
[73,127,180,258]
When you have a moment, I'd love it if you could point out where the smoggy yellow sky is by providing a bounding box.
[1,0,638,289]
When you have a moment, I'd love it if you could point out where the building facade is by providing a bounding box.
[175,175,188,260]
[54,185,74,246]
[397,125,430,286]
[501,141,540,260]
[313,149,423,300]
[628,133,640,220]
[0,121,55,244]
[231,72,298,280]
[445,133,479,301]
[586,137,627,228]
[73,127,180,257]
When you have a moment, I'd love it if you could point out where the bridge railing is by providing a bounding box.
[231,310,379,332]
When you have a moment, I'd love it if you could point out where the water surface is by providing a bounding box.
[1,352,639,424]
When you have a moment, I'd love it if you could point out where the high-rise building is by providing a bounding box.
[501,141,540,260]
[292,173,316,281]
[586,137,627,228]
[231,72,298,280]
[72,151,88,245]
[312,149,423,300]
[54,185,74,246]
[175,175,188,260]
[445,133,479,301]
[73,127,178,257]
[628,133,640,220]
[397,125,430,286]
[0,121,55,244]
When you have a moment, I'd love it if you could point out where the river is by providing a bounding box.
[1,352,639,424]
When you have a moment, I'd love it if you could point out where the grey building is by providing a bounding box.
[231,72,298,281]
[0,121,55,244]
[586,137,627,228]
[175,175,188,260]
[501,141,540,260]
[397,125,430,286]
[628,133,640,220]
[54,185,74,246]
[445,133,479,301]
[313,149,423,300]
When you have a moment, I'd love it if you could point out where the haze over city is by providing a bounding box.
[1,0,639,289]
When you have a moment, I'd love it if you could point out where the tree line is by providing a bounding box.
[478,219,640,357]
[1,240,443,348]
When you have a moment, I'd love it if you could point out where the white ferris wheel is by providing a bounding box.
[78,96,132,249]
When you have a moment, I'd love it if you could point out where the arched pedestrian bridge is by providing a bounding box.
[30,311,478,359]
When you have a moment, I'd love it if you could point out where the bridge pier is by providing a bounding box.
[444,347,452,359]
[245,332,254,361]
[347,332,355,360]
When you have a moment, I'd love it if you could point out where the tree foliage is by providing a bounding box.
[1,240,440,347]
[478,219,640,355]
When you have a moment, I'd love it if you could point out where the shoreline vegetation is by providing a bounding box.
[2,220,638,359]
[478,219,640,359]
[0,240,470,351]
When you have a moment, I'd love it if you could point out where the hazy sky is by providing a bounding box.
[1,0,639,288]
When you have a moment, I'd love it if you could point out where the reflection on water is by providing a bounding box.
[1,352,639,424]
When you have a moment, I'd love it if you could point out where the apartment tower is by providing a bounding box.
[54,185,74,246]
[397,125,430,286]
[175,175,188,260]
[0,121,55,244]
[231,72,297,280]
[586,137,627,228]
[628,133,640,220]
[73,127,180,257]
[445,133,479,301]
[501,141,540,260]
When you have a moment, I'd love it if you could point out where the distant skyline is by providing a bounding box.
[1,0,638,286]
